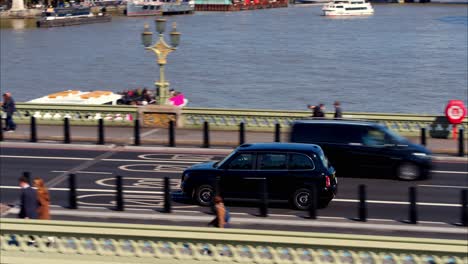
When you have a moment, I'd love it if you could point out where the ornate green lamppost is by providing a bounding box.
[142,19,181,105]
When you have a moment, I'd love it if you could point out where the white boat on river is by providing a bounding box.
[28,90,123,105]
[322,0,374,16]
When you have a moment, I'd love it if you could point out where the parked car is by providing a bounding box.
[179,143,337,210]
[290,119,432,180]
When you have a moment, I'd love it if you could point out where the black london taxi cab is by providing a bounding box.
[179,143,337,210]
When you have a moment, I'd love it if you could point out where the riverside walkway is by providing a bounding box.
[2,124,467,155]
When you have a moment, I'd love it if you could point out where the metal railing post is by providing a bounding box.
[259,179,268,217]
[97,119,105,145]
[215,176,221,197]
[169,120,175,147]
[358,184,367,222]
[0,116,4,142]
[458,189,467,227]
[308,185,317,219]
[163,177,171,213]
[203,121,210,148]
[64,117,71,144]
[68,174,77,209]
[134,119,140,146]
[239,122,245,145]
[274,123,281,142]
[407,186,417,224]
[420,127,426,146]
[116,175,124,211]
[458,128,465,157]
[30,116,37,143]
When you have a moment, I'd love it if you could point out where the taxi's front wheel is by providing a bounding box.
[194,185,214,206]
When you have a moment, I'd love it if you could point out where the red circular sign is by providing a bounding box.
[445,100,467,124]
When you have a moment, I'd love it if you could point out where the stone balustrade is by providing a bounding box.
[1,219,466,264]
[1,103,466,137]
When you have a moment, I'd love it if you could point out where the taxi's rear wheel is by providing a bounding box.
[195,184,214,206]
[292,188,312,210]
[397,162,421,181]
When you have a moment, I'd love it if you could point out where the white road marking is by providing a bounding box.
[0,186,163,194]
[431,170,468,175]
[105,158,200,164]
[138,154,216,162]
[0,155,201,164]
[118,164,185,173]
[332,198,461,207]
[78,194,163,207]
[95,177,180,189]
[418,185,468,189]
[51,170,113,175]
[140,129,159,138]
[0,155,93,161]
[4,155,466,174]
[0,185,461,207]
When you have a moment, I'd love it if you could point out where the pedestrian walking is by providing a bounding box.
[308,103,325,118]
[1,92,17,132]
[34,177,50,220]
[18,176,38,219]
[333,101,343,119]
[208,196,230,228]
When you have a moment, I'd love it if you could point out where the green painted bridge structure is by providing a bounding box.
[2,103,467,138]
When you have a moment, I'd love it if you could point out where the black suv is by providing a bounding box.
[290,120,432,180]
[179,143,337,210]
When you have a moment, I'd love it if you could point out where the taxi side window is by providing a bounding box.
[226,153,254,170]
[259,153,287,170]
[288,153,315,170]
[361,128,386,146]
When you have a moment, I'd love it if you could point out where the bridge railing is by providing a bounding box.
[6,103,139,127]
[182,107,467,136]
[1,218,466,264]
[2,103,467,136]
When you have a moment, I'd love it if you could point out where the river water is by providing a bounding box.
[0,4,467,114]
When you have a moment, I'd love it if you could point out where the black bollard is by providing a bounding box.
[169,120,175,147]
[68,174,77,209]
[420,128,426,146]
[308,185,317,219]
[116,176,124,211]
[64,118,71,144]
[23,171,31,185]
[30,116,37,143]
[97,119,105,145]
[239,122,245,145]
[407,186,418,224]
[203,121,210,148]
[134,119,140,146]
[458,189,467,227]
[259,179,268,217]
[274,123,281,142]
[458,128,465,157]
[163,177,171,213]
[0,116,3,142]
[215,176,221,197]
[358,184,367,222]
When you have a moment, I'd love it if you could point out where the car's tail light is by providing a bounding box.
[325,176,331,188]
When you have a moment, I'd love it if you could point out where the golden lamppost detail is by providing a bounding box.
[142,19,181,105]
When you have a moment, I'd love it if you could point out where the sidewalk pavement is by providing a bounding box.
[2,205,466,240]
[2,124,467,155]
